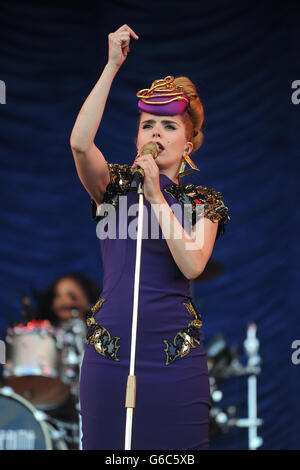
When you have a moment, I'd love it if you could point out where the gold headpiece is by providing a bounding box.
[136,75,189,106]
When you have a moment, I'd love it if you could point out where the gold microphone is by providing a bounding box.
[131,141,159,189]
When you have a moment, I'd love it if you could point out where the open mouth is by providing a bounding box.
[156,142,164,153]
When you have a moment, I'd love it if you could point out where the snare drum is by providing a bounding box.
[4,320,69,410]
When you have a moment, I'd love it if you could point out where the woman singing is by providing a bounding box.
[70,24,230,450]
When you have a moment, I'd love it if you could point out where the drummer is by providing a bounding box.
[33,272,101,327]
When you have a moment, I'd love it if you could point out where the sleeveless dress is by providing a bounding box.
[79,163,230,450]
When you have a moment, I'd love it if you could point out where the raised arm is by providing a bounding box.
[70,24,139,205]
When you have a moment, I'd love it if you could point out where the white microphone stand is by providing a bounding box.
[124,178,145,450]
[123,146,200,449]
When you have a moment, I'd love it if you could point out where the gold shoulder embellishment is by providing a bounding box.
[163,182,230,241]
[92,163,134,221]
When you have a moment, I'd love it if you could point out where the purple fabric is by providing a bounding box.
[138,90,189,115]
[79,173,211,450]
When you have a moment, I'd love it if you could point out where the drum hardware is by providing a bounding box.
[208,323,263,449]
[43,414,79,449]
[208,404,238,441]
[207,332,240,382]
[27,407,71,448]
[43,423,69,450]
[48,310,85,449]
[61,308,86,353]
[59,310,86,405]
[61,308,86,449]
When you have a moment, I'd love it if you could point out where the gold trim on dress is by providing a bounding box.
[163,298,203,365]
[85,297,121,362]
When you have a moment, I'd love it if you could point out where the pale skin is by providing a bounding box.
[70,24,218,280]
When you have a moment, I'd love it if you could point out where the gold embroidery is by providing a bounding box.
[163,183,230,241]
[91,297,106,314]
[88,325,120,361]
[183,300,203,329]
[85,297,120,362]
[163,299,203,365]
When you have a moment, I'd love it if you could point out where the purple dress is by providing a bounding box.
[79,164,230,450]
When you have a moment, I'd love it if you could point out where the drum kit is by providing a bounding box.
[0,263,264,450]
[0,308,85,450]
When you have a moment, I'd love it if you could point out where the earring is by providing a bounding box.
[178,153,200,180]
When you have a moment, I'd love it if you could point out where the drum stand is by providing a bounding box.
[209,323,263,450]
[60,308,86,450]
[233,323,263,450]
[70,308,85,450]
[124,179,145,450]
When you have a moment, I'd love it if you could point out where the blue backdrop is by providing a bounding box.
[0,1,299,450]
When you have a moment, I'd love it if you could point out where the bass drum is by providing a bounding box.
[0,387,68,450]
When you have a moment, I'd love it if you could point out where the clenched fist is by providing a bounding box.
[108,24,139,68]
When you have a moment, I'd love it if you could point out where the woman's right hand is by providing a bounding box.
[107,24,139,69]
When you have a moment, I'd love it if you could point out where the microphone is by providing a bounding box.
[131,141,159,189]
[69,292,80,318]
[21,294,35,323]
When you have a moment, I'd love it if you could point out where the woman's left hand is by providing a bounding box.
[131,154,165,204]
